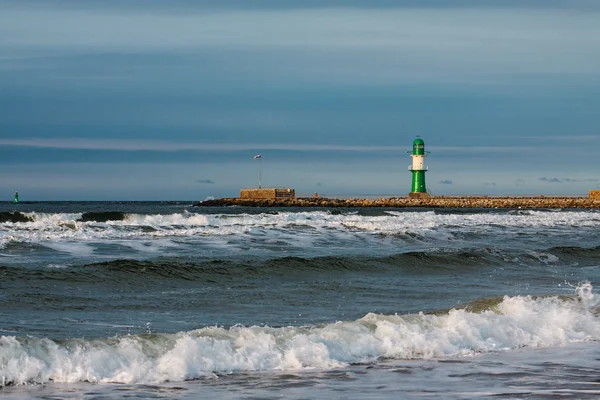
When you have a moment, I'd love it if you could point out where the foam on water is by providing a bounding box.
[2,210,600,264]
[1,284,597,386]
[528,251,560,264]
[42,242,95,257]
[1,210,600,244]
[119,238,184,254]
[122,212,209,227]
[45,263,71,269]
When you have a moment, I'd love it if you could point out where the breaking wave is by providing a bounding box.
[1,283,597,386]
[2,209,600,255]
[1,209,599,233]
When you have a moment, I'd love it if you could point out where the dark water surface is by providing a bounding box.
[1,202,599,398]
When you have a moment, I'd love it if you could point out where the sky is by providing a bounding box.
[1,0,599,200]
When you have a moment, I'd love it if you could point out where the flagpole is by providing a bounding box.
[254,154,262,188]
[259,157,262,189]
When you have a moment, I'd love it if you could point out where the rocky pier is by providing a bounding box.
[195,196,600,209]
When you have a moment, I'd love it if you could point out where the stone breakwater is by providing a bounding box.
[196,197,600,209]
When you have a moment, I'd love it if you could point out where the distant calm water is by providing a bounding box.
[1,201,599,399]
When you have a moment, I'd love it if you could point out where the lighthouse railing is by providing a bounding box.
[408,166,428,171]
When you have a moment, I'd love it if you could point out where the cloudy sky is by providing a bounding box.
[1,0,599,200]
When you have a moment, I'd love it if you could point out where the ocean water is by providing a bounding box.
[1,201,599,399]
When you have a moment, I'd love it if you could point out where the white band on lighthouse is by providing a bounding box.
[412,156,425,171]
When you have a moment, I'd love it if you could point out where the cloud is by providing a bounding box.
[0,138,546,154]
[539,177,563,183]
[196,179,215,184]
[523,135,599,143]
[483,182,497,186]
[539,177,599,183]
[438,180,453,185]
[0,138,408,152]
[2,6,600,85]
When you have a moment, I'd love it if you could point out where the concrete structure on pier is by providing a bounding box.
[240,188,295,199]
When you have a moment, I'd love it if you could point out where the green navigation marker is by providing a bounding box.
[408,138,430,197]
[14,191,19,203]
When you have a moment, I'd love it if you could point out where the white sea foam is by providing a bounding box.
[121,212,209,227]
[119,238,183,254]
[1,210,600,255]
[45,263,70,269]
[1,285,597,386]
[42,242,95,257]
[0,234,14,250]
[21,212,83,228]
[528,251,560,264]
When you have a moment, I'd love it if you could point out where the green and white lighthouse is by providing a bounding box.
[408,137,430,198]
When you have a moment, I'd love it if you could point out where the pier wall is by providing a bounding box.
[199,196,600,209]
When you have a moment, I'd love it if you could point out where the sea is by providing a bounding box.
[1,201,599,399]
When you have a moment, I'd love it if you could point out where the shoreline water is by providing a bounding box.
[196,196,600,209]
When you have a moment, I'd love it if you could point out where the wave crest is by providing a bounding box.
[1,285,597,386]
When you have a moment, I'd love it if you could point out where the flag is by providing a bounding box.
[254,154,261,159]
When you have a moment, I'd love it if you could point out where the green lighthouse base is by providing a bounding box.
[408,192,431,199]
